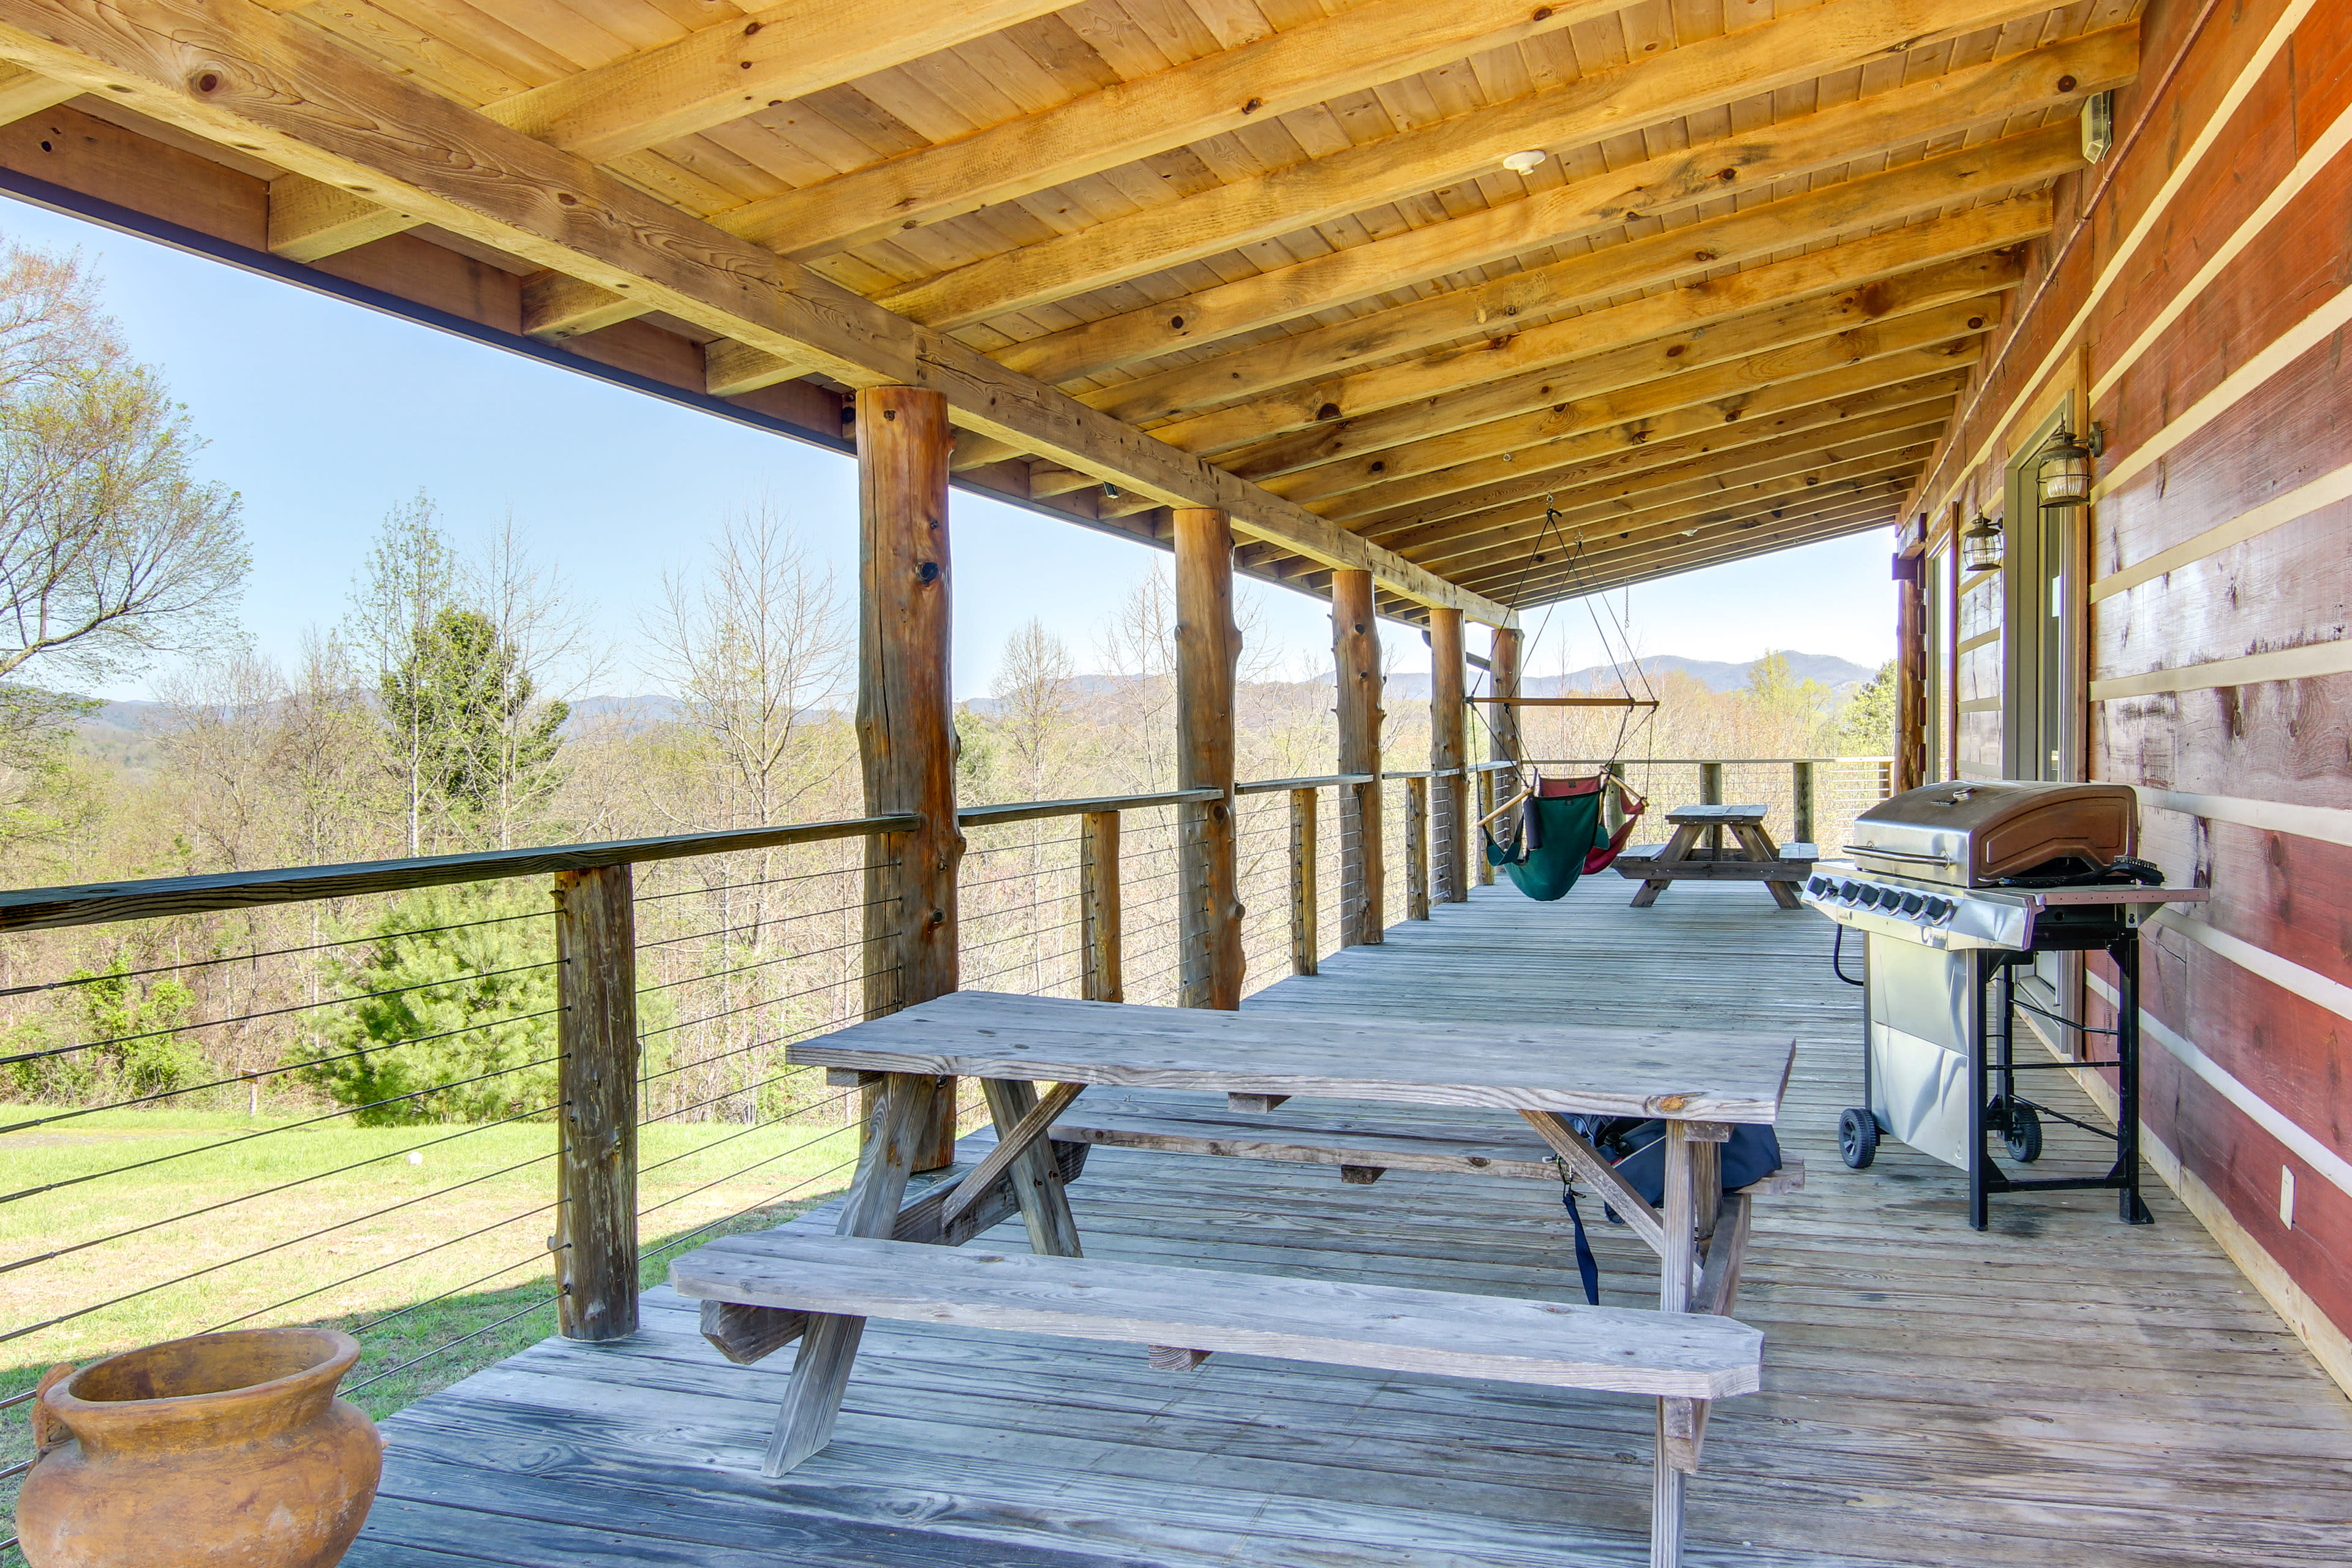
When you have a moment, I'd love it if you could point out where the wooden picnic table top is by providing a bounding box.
[1663,804,1770,825]
[788,989,1795,1123]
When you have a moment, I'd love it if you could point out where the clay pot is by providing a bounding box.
[18,1327,383,1568]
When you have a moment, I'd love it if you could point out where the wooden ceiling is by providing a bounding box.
[0,0,2141,625]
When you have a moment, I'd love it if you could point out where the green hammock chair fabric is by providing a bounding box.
[1483,774,1645,901]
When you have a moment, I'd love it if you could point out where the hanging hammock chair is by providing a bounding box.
[1481,773,1647,901]
[1470,494,1657,901]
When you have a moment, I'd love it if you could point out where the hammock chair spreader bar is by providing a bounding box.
[1468,697,1661,708]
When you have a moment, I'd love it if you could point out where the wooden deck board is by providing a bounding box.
[351,881,2352,1567]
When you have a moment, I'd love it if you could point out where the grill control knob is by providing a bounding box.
[1900,892,1926,915]
[1807,876,1830,896]
[1855,886,1881,908]
[1838,881,1860,902]
[1924,897,1953,921]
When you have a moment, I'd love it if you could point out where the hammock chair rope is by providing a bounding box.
[1469,498,1660,901]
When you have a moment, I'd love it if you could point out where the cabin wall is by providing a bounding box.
[1904,0,2352,1390]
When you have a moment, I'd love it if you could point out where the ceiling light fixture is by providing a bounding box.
[1501,149,1547,174]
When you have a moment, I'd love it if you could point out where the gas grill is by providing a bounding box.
[1799,780,2207,1229]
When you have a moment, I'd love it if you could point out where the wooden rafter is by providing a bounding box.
[0,0,1512,627]
[1374,399,1959,563]
[1008,26,2135,388]
[1409,434,1947,577]
[715,0,1630,262]
[1329,369,1973,536]
[865,0,2064,331]
[1272,339,1989,516]
[1134,173,2060,459]
[481,0,1076,165]
[1465,483,1918,598]
[1224,284,2008,488]
[1480,496,1915,601]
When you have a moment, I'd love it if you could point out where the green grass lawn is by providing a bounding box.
[2,1100,870,1558]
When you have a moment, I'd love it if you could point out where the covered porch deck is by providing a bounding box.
[349,879,2352,1568]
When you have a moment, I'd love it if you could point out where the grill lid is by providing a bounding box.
[1850,780,2138,886]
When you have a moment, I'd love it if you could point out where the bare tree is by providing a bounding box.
[471,516,605,848]
[344,494,454,855]
[642,502,851,832]
[0,241,247,740]
[990,618,1079,800]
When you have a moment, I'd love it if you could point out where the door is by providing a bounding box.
[2001,406,2087,1011]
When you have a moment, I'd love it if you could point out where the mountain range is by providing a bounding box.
[74,652,1878,754]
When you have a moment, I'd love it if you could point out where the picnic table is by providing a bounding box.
[1614,803,1818,909]
[670,990,1797,1567]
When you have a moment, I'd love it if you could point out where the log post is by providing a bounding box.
[1429,608,1468,903]
[1080,809,1122,1002]
[1475,769,1494,887]
[1174,508,1243,1009]
[1332,570,1384,946]
[1490,627,1523,774]
[1791,761,1816,848]
[856,385,962,1171]
[1894,551,1929,794]
[554,863,638,1342]
[1289,787,1318,975]
[1404,776,1430,920]
[1698,761,1724,856]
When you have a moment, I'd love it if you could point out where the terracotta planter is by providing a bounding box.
[18,1327,383,1568]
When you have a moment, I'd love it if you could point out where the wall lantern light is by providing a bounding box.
[2035,420,2099,510]
[1962,513,2005,573]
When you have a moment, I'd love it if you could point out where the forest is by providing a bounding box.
[0,233,1897,1133]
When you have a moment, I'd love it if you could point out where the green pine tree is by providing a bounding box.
[380,607,568,841]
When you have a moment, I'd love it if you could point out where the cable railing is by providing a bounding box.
[0,761,1529,1557]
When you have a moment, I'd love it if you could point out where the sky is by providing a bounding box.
[2,194,1899,703]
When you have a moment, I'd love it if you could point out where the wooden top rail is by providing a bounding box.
[957,789,1220,828]
[1517,756,1893,767]
[0,814,922,934]
[1232,774,1376,795]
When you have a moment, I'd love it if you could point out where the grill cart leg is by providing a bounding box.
[2113,932,2155,1225]
[1969,950,1991,1232]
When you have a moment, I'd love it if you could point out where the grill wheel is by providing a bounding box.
[1839,1107,1879,1169]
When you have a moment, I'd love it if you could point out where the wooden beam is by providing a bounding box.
[867,0,2066,330]
[1175,507,1243,1011]
[1320,360,1973,530]
[0,61,75,123]
[1430,608,1468,905]
[1387,403,1955,568]
[523,272,652,342]
[1227,284,2005,488]
[1284,342,1981,522]
[1018,27,2132,389]
[1518,507,1913,601]
[1477,489,1915,603]
[0,0,1510,627]
[1333,570,1384,948]
[705,337,811,398]
[483,0,1075,165]
[1104,162,2054,444]
[713,0,1629,262]
[856,386,960,1171]
[1145,148,2065,460]
[1417,438,1943,578]
[265,172,420,261]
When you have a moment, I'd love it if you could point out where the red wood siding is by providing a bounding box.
[1904,0,2352,1377]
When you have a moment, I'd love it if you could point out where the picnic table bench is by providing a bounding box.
[669,991,1797,1567]
[1614,803,1817,908]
